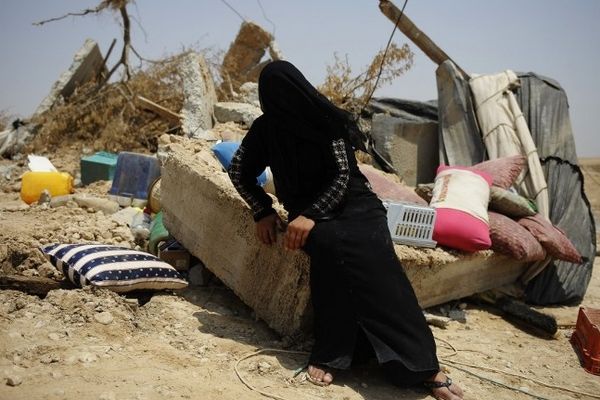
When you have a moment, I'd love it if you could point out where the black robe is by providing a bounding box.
[228,60,439,386]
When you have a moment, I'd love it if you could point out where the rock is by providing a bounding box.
[78,352,98,363]
[180,52,217,139]
[235,82,260,107]
[6,375,22,386]
[214,102,262,127]
[94,311,114,325]
[48,332,61,341]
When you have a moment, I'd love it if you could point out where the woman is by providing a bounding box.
[228,60,463,400]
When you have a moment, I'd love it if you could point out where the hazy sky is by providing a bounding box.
[1,0,598,156]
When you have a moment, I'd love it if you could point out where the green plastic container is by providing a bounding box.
[80,151,118,186]
[149,211,170,255]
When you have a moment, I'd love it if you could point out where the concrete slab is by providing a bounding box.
[180,52,218,139]
[372,114,439,185]
[160,137,528,336]
[34,39,106,117]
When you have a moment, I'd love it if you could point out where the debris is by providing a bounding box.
[33,39,107,117]
[72,194,120,215]
[213,102,262,127]
[219,21,274,97]
[6,375,22,387]
[234,82,260,107]
[424,312,451,329]
[27,155,57,172]
[0,274,71,297]
[371,114,438,185]
[187,262,214,286]
[0,123,32,159]
[180,52,218,139]
[94,311,114,325]
[136,95,182,124]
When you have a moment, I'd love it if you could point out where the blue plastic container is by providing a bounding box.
[108,152,161,207]
[80,151,118,186]
[212,142,267,185]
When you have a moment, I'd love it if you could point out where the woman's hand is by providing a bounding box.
[284,215,315,251]
[256,213,282,245]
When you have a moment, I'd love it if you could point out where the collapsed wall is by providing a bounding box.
[160,136,528,336]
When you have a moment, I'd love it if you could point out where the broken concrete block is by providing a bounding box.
[371,114,439,186]
[160,140,311,335]
[235,82,260,108]
[219,21,273,97]
[180,52,218,139]
[159,138,529,336]
[34,39,106,117]
[214,102,262,127]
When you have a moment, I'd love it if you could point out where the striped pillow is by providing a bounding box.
[40,244,188,292]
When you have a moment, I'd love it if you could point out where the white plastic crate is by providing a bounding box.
[382,201,437,248]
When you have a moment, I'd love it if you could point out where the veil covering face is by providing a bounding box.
[257,60,364,146]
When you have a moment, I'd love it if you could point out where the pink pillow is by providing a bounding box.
[431,165,493,252]
[358,164,427,206]
[470,155,526,189]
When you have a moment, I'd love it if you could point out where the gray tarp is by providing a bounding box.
[516,73,597,304]
[436,60,485,166]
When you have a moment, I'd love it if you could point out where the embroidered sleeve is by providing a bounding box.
[228,143,275,222]
[302,138,350,219]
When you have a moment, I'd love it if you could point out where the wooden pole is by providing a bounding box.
[378,0,469,78]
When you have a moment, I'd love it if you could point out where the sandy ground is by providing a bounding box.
[0,153,599,400]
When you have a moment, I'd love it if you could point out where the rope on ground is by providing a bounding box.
[435,335,600,400]
[443,358,600,400]
[234,348,313,400]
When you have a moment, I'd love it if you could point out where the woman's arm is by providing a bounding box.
[227,131,276,223]
[301,138,351,220]
[283,138,351,251]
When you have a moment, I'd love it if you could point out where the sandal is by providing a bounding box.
[423,375,453,389]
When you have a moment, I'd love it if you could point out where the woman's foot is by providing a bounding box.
[424,371,463,400]
[307,364,334,386]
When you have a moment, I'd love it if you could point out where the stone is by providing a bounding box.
[219,21,273,97]
[213,102,262,127]
[34,39,106,117]
[180,52,217,139]
[235,82,260,108]
[6,375,22,386]
[94,311,114,325]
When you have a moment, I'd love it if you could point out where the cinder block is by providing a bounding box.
[372,114,439,186]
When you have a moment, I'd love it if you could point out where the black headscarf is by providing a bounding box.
[258,60,366,149]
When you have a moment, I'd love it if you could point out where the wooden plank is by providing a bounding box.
[378,0,469,78]
[136,95,182,123]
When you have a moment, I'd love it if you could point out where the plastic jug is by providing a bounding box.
[20,171,74,204]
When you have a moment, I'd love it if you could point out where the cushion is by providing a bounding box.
[40,244,189,293]
[517,214,583,263]
[430,165,493,252]
[470,155,526,189]
[358,164,427,206]
[489,186,537,218]
[417,183,538,219]
[489,211,546,261]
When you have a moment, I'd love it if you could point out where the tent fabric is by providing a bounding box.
[436,60,486,166]
[469,71,549,219]
[366,98,438,123]
[515,73,596,304]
